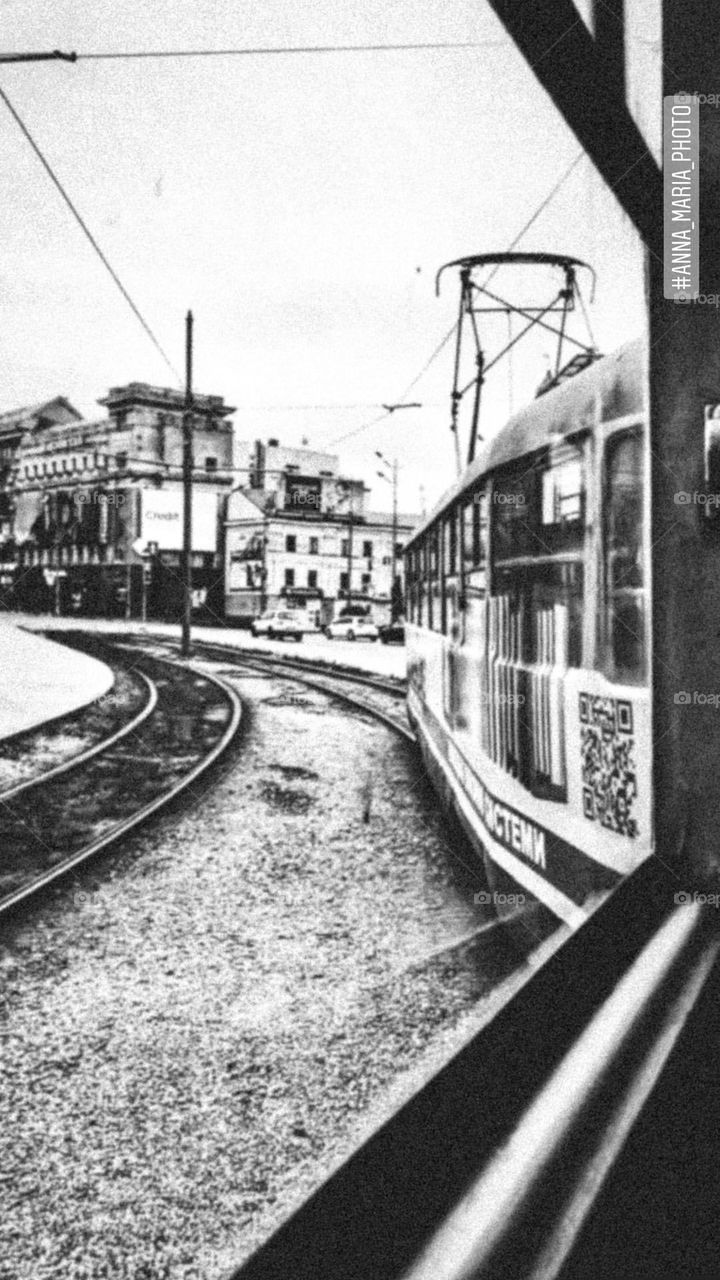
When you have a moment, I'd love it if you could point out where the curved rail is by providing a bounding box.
[0,653,242,918]
[179,635,406,698]
[0,671,158,805]
[226,651,414,743]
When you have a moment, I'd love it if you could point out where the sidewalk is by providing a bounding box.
[0,618,114,741]
[8,614,407,680]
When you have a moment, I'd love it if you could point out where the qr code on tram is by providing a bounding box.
[579,693,638,838]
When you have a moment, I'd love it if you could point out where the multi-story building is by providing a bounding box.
[225,438,418,623]
[0,397,84,602]
[3,382,234,617]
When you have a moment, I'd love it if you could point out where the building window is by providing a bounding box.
[395,543,404,558]
[308,569,318,588]
[309,536,319,555]
[205,457,218,471]
[285,568,295,587]
[340,571,349,591]
[341,539,349,557]
[362,540,373,558]
[361,572,371,588]
[286,535,297,552]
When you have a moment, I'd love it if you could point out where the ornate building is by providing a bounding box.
[1,383,234,616]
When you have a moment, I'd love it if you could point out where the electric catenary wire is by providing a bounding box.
[76,40,506,61]
[326,150,586,451]
[0,87,181,383]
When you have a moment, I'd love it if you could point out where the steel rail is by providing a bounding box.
[0,658,242,918]
[0,671,158,805]
[122,631,407,698]
[211,651,414,744]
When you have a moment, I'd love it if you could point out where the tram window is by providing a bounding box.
[430,525,442,630]
[493,467,537,561]
[405,550,414,621]
[444,508,458,577]
[462,488,487,569]
[603,429,646,684]
[462,497,476,569]
[541,455,583,528]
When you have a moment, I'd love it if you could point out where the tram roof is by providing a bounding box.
[406,337,645,548]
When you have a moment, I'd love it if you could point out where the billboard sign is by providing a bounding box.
[284,475,321,514]
[140,489,217,552]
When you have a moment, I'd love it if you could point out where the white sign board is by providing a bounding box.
[140,489,217,552]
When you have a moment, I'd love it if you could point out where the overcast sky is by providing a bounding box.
[0,0,659,513]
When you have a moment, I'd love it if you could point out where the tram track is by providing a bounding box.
[115,633,413,742]
[0,638,242,918]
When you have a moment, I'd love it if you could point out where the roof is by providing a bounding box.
[407,338,645,548]
[0,397,82,436]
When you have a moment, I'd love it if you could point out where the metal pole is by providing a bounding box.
[347,502,354,603]
[390,459,399,621]
[181,310,193,657]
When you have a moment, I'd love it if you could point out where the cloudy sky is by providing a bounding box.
[0,0,659,513]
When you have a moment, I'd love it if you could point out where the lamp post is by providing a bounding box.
[180,310,193,658]
[376,451,400,621]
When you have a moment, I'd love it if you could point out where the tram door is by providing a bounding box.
[443,489,488,741]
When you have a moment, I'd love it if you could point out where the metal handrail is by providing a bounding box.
[227,858,720,1280]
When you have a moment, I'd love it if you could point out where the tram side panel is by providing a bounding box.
[405,343,652,928]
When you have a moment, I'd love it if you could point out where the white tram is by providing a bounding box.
[404,340,650,929]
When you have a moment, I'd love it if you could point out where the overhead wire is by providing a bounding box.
[0,87,182,383]
[77,40,506,61]
[325,150,587,452]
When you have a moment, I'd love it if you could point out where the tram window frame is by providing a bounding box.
[601,425,647,686]
[491,450,586,669]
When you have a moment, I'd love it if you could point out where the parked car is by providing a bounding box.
[250,610,305,641]
[378,618,405,645]
[325,615,379,641]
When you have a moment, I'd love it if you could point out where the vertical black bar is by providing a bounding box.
[651,3,720,885]
[592,0,626,102]
[181,309,193,657]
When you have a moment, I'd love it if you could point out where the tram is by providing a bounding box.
[404,338,650,929]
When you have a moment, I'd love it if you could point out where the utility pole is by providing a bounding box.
[390,457,399,621]
[346,501,354,603]
[180,310,193,658]
[377,450,401,620]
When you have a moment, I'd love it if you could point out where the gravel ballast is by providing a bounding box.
[0,663,524,1279]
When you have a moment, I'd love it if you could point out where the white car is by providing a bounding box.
[325,616,379,641]
[250,610,305,641]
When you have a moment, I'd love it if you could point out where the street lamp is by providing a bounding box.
[376,450,401,622]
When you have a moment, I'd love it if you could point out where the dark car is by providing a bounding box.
[378,618,405,645]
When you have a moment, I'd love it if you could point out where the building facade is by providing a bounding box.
[225,438,418,623]
[0,383,234,618]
